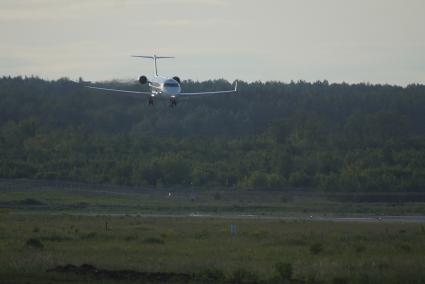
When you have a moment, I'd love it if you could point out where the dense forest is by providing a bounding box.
[1,76,425,192]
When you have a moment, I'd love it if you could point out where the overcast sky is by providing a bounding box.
[1,0,424,85]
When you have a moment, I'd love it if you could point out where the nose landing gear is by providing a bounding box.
[170,97,177,107]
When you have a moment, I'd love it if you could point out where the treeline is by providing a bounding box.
[0,76,425,191]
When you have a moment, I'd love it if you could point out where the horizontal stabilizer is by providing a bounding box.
[131,55,175,59]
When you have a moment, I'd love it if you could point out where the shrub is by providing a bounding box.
[286,238,307,246]
[310,242,324,255]
[39,233,73,242]
[398,243,412,252]
[230,268,258,284]
[197,268,226,283]
[33,226,40,233]
[213,192,222,200]
[306,273,318,284]
[73,202,89,209]
[18,198,45,206]
[332,277,348,284]
[143,237,164,244]
[0,209,10,215]
[274,262,293,280]
[355,244,366,253]
[194,231,209,240]
[251,230,268,240]
[160,229,175,239]
[124,234,138,241]
[80,232,97,240]
[280,196,291,203]
[26,238,44,249]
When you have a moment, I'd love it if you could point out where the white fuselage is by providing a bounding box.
[148,76,181,97]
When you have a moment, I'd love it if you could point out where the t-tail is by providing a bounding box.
[131,54,175,76]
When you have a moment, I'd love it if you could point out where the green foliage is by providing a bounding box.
[332,277,349,284]
[25,238,44,249]
[80,232,97,240]
[40,233,73,242]
[197,268,226,283]
[230,268,259,284]
[310,242,324,255]
[17,198,45,206]
[4,214,425,283]
[354,244,366,253]
[143,237,164,244]
[274,262,293,281]
[1,77,425,191]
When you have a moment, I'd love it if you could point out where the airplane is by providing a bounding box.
[86,55,238,107]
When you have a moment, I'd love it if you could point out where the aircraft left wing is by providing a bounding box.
[179,81,238,97]
[85,86,152,98]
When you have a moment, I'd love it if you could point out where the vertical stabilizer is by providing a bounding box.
[131,55,175,76]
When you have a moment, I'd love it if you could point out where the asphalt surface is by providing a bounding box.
[21,212,425,223]
[136,213,425,223]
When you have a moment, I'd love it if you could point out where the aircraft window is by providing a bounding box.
[164,83,179,87]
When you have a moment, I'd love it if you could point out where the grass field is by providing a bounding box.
[1,213,425,283]
[1,179,425,283]
[2,179,425,217]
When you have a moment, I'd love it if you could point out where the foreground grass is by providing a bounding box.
[1,213,425,283]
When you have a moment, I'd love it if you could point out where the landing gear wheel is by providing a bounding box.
[170,97,177,107]
[148,96,154,106]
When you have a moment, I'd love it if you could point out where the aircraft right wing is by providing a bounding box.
[85,86,152,98]
[179,81,238,97]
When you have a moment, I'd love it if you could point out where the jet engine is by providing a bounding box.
[138,75,148,84]
[172,76,181,84]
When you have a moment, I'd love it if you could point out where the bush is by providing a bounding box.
[274,262,293,280]
[143,237,164,244]
[310,242,324,254]
[18,198,45,206]
[25,238,44,249]
[124,234,138,241]
[230,268,258,284]
[280,195,292,203]
[80,232,97,240]
[332,277,348,284]
[213,192,222,200]
[40,233,72,242]
[398,243,412,252]
[197,268,226,283]
[355,244,366,253]
[160,229,175,239]
[251,230,268,240]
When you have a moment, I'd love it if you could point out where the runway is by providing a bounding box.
[141,213,425,223]
[22,212,425,223]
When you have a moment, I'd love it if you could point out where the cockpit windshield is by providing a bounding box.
[164,82,179,88]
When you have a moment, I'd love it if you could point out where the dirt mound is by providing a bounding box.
[48,264,193,282]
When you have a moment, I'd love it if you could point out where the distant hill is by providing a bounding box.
[1,76,425,191]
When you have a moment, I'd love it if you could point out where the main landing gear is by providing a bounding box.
[148,96,154,106]
[170,97,177,107]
